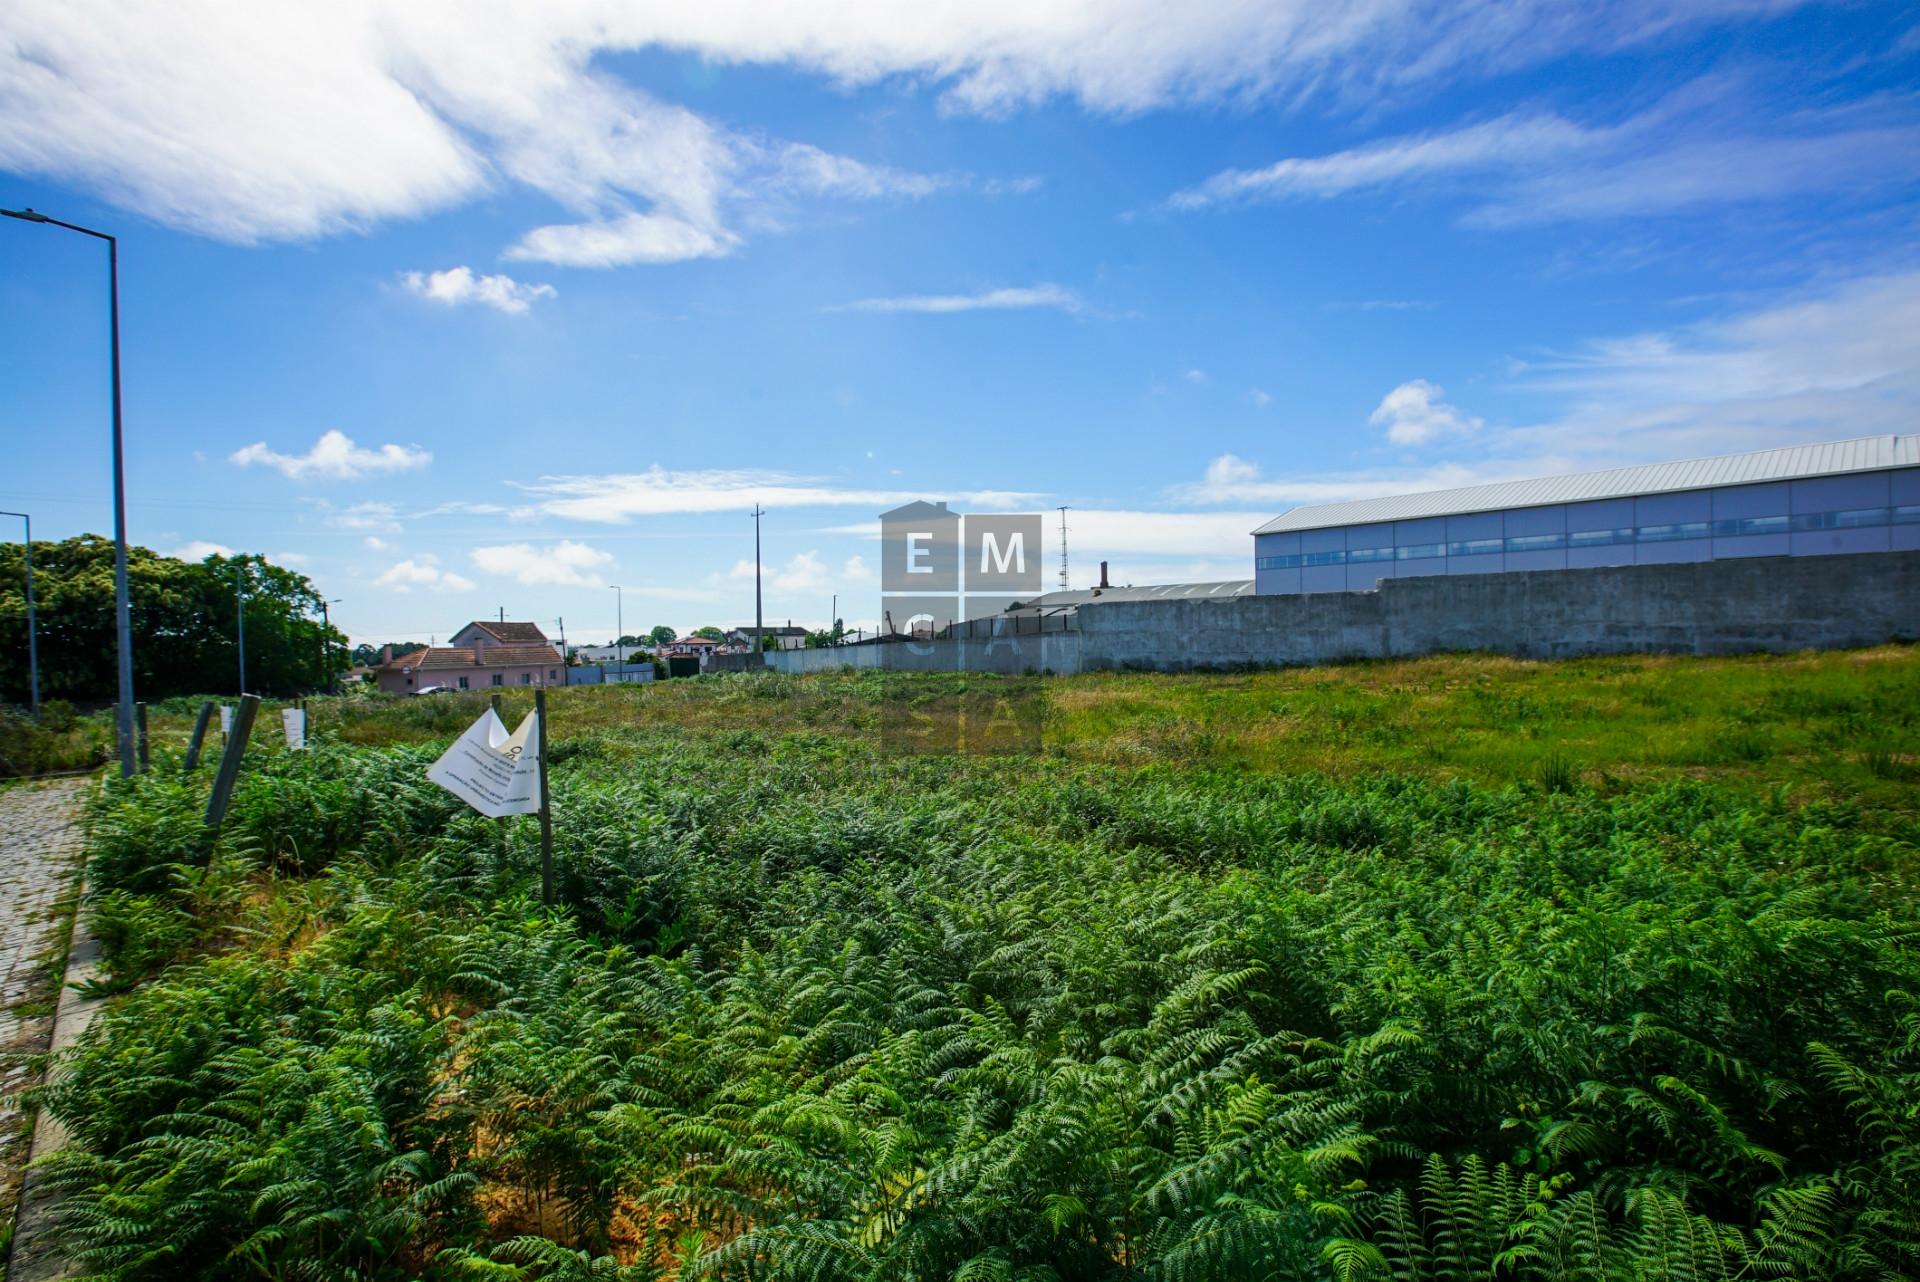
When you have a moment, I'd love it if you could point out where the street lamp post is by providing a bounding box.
[235,564,247,694]
[610,585,623,667]
[3,207,135,774]
[0,511,38,717]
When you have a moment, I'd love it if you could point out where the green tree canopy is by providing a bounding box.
[690,625,725,640]
[0,536,345,704]
[647,624,677,645]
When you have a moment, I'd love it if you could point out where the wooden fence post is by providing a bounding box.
[205,694,260,834]
[183,702,214,772]
[535,688,553,907]
[136,702,150,772]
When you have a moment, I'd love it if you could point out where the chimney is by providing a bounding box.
[379,644,393,665]
[1098,560,1109,589]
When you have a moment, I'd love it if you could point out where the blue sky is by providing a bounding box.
[2,1,1917,644]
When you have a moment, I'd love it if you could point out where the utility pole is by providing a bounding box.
[1,511,38,717]
[610,585,623,666]
[751,504,765,650]
[556,616,569,685]
[830,593,837,645]
[235,563,248,694]
[3,207,136,775]
[320,598,340,695]
[1057,506,1071,590]
[498,605,505,624]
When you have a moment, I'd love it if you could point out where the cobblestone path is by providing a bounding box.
[0,780,87,1248]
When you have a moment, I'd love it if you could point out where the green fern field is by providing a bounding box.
[42,650,1920,1280]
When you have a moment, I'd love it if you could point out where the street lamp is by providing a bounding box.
[610,585,623,667]
[0,510,38,717]
[3,206,135,775]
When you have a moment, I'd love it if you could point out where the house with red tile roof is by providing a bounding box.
[376,621,566,694]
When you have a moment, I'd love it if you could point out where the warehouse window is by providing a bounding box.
[1446,538,1502,557]
[1568,527,1633,548]
[1896,505,1920,525]
[1255,554,1303,570]
[1347,545,1395,563]
[1635,522,1708,543]
[1504,533,1566,552]
[1396,542,1446,560]
[1712,515,1789,538]
[1303,549,1348,567]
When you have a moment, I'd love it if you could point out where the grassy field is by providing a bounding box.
[35,648,1920,1280]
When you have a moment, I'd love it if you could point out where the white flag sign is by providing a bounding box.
[427,709,542,818]
[282,707,307,750]
[220,705,234,735]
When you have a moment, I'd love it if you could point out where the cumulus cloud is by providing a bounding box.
[0,2,1801,260]
[173,541,235,560]
[1368,379,1485,445]
[1246,389,1273,408]
[231,430,430,481]
[373,555,475,593]
[828,284,1084,315]
[401,266,555,314]
[470,540,614,587]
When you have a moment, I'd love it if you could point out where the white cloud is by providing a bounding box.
[232,430,430,482]
[173,540,235,560]
[1368,379,1484,445]
[1170,87,1920,224]
[1184,368,1209,383]
[272,551,310,567]
[841,554,876,582]
[363,536,389,550]
[373,554,474,593]
[470,540,614,587]
[401,266,555,314]
[1246,389,1273,407]
[828,284,1084,315]
[6,3,1796,259]
[323,501,404,533]
[516,467,1040,523]
[1172,267,1920,510]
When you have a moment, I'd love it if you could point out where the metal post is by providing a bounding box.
[136,702,149,772]
[235,563,247,693]
[535,687,553,907]
[0,512,36,716]
[752,504,765,650]
[611,585,623,667]
[184,701,213,771]
[205,694,259,833]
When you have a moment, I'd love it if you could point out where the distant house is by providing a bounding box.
[664,636,721,657]
[376,621,566,694]
[727,625,811,651]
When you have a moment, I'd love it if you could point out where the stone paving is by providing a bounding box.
[0,780,86,1250]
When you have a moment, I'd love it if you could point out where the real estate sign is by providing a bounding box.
[427,708,542,818]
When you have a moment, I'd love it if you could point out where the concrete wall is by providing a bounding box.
[1087,550,1920,671]
[769,552,1917,675]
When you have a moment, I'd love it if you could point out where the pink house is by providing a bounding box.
[375,620,567,694]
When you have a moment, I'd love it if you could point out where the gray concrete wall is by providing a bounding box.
[1084,550,1920,670]
[767,632,1083,675]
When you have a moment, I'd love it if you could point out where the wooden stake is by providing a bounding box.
[205,694,260,833]
[535,687,553,907]
[184,701,214,772]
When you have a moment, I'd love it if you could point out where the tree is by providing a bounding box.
[0,536,346,704]
[647,624,677,645]
[351,642,426,667]
[691,625,725,640]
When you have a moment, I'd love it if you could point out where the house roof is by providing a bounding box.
[463,620,551,643]
[879,499,955,522]
[1253,434,1920,536]
[383,644,562,672]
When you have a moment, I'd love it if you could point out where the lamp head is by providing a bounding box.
[1,207,52,223]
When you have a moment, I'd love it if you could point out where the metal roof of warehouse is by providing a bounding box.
[1004,580,1254,613]
[1253,435,1920,535]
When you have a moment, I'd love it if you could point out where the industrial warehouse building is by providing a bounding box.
[1253,435,1920,595]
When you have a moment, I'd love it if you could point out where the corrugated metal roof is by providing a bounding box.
[1003,580,1254,613]
[1253,435,1920,535]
